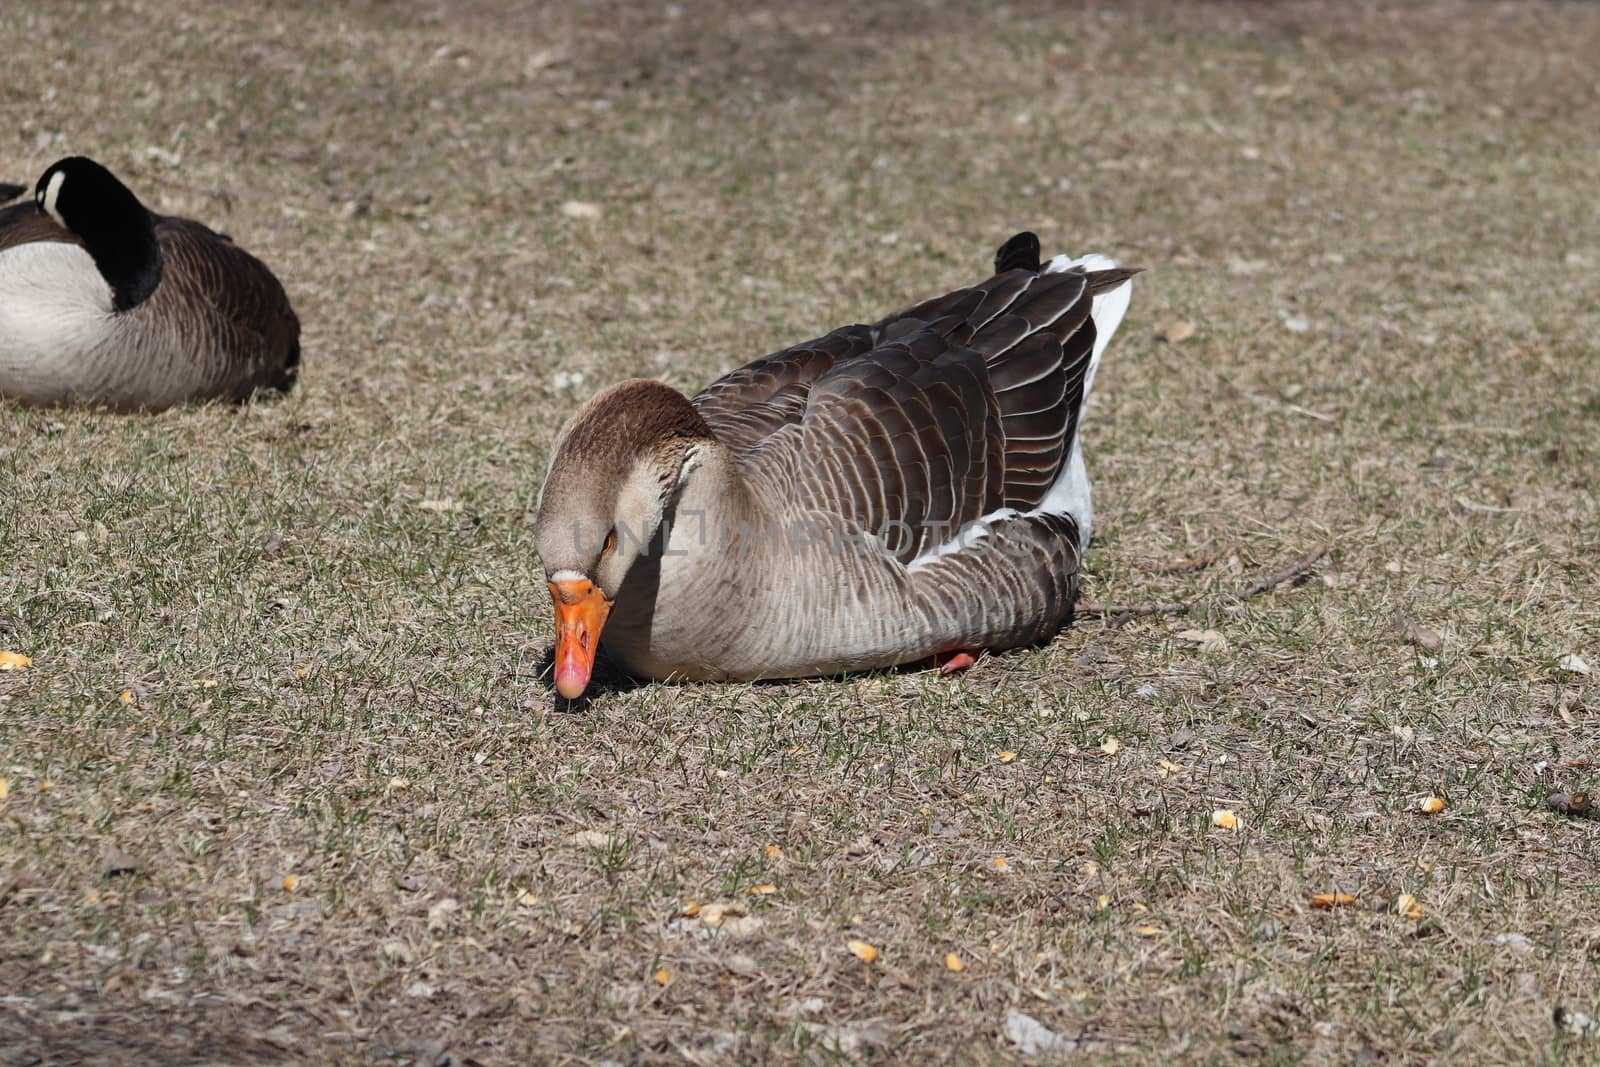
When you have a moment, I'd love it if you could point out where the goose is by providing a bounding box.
[0,156,300,411]
[534,232,1136,698]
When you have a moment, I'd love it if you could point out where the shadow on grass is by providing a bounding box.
[532,643,647,712]
[534,637,1058,708]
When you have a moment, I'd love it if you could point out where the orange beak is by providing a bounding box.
[549,576,613,699]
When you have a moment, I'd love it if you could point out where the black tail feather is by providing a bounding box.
[994,231,1041,274]
[0,182,25,203]
[1083,267,1144,295]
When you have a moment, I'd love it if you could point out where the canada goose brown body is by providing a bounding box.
[535,233,1136,696]
[0,157,299,412]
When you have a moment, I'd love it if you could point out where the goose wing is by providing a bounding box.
[692,324,875,456]
[153,216,301,393]
[0,201,75,252]
[696,239,1134,565]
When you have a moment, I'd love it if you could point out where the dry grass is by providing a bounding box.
[3,1,1599,1063]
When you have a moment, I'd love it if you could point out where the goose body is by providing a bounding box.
[535,233,1135,697]
[0,157,299,411]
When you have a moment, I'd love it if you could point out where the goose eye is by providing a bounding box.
[601,526,618,558]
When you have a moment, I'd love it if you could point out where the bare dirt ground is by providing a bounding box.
[2,1,1598,1063]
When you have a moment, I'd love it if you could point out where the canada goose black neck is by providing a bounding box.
[36,157,163,311]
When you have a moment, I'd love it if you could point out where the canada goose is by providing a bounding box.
[533,232,1136,698]
[0,156,300,411]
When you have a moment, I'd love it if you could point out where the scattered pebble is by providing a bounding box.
[1162,319,1197,343]
[1555,1005,1599,1038]
[1493,932,1535,955]
[1547,791,1592,816]
[102,848,139,877]
[1177,628,1229,654]
[1405,621,1442,653]
[1005,1010,1077,1055]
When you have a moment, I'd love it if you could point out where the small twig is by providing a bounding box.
[1082,544,1331,625]
[1078,601,1189,619]
[1455,496,1528,514]
[1561,759,1600,769]
[1437,423,1523,436]
[1146,545,1231,575]
[1238,544,1330,599]
[1283,402,1336,422]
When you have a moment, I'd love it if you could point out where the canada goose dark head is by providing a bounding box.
[35,156,163,311]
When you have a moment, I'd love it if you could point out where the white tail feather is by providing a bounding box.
[1034,253,1133,548]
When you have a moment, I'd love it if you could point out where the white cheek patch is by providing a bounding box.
[40,171,66,227]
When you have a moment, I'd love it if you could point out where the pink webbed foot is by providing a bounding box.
[934,649,979,676]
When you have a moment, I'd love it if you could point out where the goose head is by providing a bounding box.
[35,156,163,311]
[534,378,715,698]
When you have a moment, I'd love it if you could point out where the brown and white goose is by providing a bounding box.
[0,156,299,411]
[534,232,1136,698]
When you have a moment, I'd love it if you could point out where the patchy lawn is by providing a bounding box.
[2,0,1597,1063]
